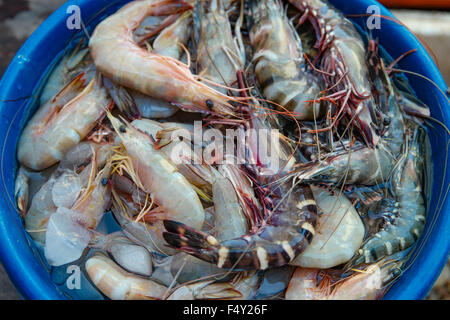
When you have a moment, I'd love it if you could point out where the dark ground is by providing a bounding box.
[0,0,448,300]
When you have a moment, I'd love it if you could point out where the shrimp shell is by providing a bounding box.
[163,182,319,271]
[86,254,166,300]
[89,0,236,116]
[108,114,205,231]
[250,0,324,120]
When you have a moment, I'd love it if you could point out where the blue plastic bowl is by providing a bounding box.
[0,0,449,300]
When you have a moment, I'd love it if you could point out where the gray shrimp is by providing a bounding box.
[249,0,324,120]
[195,0,245,93]
[351,125,427,265]
[295,43,405,185]
[288,0,378,146]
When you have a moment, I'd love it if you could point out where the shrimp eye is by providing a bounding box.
[119,125,127,133]
[205,99,214,110]
[102,178,108,186]
[383,116,391,126]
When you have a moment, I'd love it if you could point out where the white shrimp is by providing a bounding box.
[89,0,237,115]
[291,186,365,268]
[18,74,111,171]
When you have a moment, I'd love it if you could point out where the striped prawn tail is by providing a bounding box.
[163,195,319,271]
[163,220,222,265]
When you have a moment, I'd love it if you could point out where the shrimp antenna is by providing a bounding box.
[345,13,439,67]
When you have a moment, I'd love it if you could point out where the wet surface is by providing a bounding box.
[0,0,448,300]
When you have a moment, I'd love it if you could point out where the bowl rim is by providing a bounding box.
[0,0,449,300]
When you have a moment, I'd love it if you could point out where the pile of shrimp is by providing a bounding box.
[15,0,436,300]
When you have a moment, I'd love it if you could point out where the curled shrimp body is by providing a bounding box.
[291,185,364,268]
[351,126,427,265]
[18,74,111,171]
[89,0,236,116]
[249,0,324,120]
[163,180,318,271]
[288,0,378,146]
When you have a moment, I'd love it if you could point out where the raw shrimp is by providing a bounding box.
[196,0,245,93]
[44,152,112,266]
[291,185,364,268]
[40,42,94,105]
[351,126,427,265]
[91,231,154,277]
[86,254,239,300]
[286,258,403,300]
[211,166,248,241]
[24,142,112,244]
[14,165,55,216]
[166,279,241,300]
[85,254,166,300]
[153,11,193,59]
[15,166,29,214]
[104,10,193,119]
[89,0,237,116]
[288,0,378,146]
[217,163,263,228]
[110,189,177,255]
[110,170,184,256]
[131,118,214,190]
[163,179,319,271]
[18,74,111,171]
[24,175,57,243]
[249,0,324,120]
[245,100,297,179]
[108,113,205,238]
[294,48,405,185]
